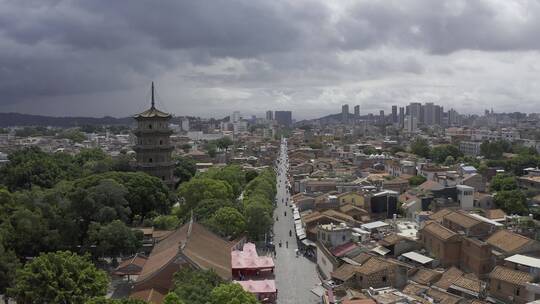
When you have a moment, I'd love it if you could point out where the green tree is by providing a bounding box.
[444,155,455,166]
[188,198,237,222]
[74,172,172,223]
[8,251,109,304]
[490,174,518,191]
[480,140,511,159]
[205,142,218,158]
[408,175,427,186]
[86,298,147,304]
[56,128,86,143]
[205,207,246,239]
[170,268,223,304]
[410,138,431,158]
[177,178,234,210]
[180,144,192,153]
[214,137,234,151]
[245,170,259,183]
[494,190,528,214]
[430,144,462,164]
[87,220,142,257]
[0,243,20,302]
[3,207,59,257]
[152,215,180,230]
[210,283,259,304]
[174,157,197,186]
[0,147,64,190]
[162,292,186,304]
[244,202,273,240]
[201,165,246,198]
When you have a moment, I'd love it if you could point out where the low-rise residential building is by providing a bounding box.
[486,229,540,260]
[489,266,537,304]
[459,141,482,156]
[419,222,462,267]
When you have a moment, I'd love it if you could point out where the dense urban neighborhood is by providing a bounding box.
[1,97,540,304]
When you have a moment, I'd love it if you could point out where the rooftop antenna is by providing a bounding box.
[151,82,155,109]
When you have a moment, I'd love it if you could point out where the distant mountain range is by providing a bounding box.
[0,112,133,127]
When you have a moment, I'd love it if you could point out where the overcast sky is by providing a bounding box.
[1,0,540,119]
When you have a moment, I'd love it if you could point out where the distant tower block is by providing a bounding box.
[133,82,175,188]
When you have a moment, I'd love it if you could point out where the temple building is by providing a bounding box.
[133,83,175,188]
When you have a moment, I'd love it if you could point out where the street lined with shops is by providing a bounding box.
[273,138,320,304]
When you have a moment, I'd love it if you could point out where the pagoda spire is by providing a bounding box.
[151,81,155,109]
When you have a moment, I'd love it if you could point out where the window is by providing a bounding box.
[159,140,163,145]
[497,282,501,291]
[516,287,520,296]
[148,124,152,129]
[148,158,153,163]
[382,276,387,283]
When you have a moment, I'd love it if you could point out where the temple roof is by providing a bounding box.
[134,82,172,119]
[134,106,171,119]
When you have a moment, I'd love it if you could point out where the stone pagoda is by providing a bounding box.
[133,82,175,188]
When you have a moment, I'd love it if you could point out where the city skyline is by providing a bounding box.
[1,1,540,119]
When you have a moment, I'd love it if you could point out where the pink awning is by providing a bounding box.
[232,242,275,269]
[236,280,277,294]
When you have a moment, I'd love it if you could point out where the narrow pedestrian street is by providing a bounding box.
[273,138,320,304]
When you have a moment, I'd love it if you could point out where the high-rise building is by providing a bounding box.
[434,105,442,125]
[354,105,360,117]
[404,115,417,133]
[448,108,459,126]
[409,102,422,121]
[399,107,405,128]
[133,82,175,188]
[232,111,241,123]
[342,104,349,124]
[379,110,385,124]
[181,118,190,131]
[275,111,292,127]
[266,110,273,121]
[424,102,435,125]
[391,105,398,123]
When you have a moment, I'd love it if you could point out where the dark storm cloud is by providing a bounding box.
[1,0,540,116]
[0,0,330,103]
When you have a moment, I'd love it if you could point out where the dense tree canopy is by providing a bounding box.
[408,175,427,187]
[0,243,20,300]
[177,177,234,210]
[201,165,246,198]
[209,283,259,304]
[87,298,148,304]
[410,138,430,158]
[86,220,142,257]
[173,157,197,186]
[0,147,134,191]
[205,207,246,239]
[170,268,223,304]
[490,174,518,192]
[74,172,173,223]
[152,215,180,230]
[9,251,108,304]
[429,144,462,164]
[494,190,528,215]
[480,140,512,159]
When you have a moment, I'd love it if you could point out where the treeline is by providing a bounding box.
[410,138,463,164]
[175,164,276,240]
[0,148,275,303]
[0,147,133,191]
[0,147,175,301]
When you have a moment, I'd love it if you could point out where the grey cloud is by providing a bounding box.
[337,0,540,54]
[0,0,540,117]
